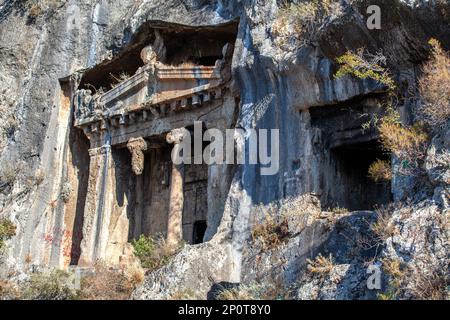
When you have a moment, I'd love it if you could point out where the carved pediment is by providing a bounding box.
[74,43,229,130]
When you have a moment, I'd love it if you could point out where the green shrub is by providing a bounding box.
[131,234,179,271]
[335,48,396,91]
[0,219,16,250]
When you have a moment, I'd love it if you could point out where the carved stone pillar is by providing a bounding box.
[127,138,147,239]
[165,128,189,248]
[78,145,113,266]
[127,137,147,175]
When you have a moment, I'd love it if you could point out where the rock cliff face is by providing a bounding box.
[0,0,448,299]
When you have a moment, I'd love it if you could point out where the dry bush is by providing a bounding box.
[27,0,64,20]
[169,289,198,300]
[335,48,396,91]
[28,3,43,19]
[406,260,449,300]
[0,162,19,188]
[380,255,449,300]
[381,257,404,281]
[371,205,397,242]
[272,0,343,49]
[109,72,131,89]
[217,284,260,300]
[335,48,431,177]
[20,270,78,300]
[123,264,145,287]
[417,39,450,127]
[379,121,428,163]
[0,280,21,300]
[306,253,334,275]
[368,159,392,182]
[278,195,321,230]
[25,253,33,264]
[35,168,45,185]
[78,262,134,300]
[251,205,290,251]
[3,263,142,300]
[330,206,349,215]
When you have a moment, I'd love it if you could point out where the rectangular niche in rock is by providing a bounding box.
[310,102,392,211]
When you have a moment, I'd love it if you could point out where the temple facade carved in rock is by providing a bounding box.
[61,27,237,268]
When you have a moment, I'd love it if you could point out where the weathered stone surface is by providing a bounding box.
[426,121,450,186]
[126,137,147,175]
[132,241,233,299]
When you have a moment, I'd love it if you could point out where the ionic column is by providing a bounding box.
[165,128,189,248]
[78,145,113,267]
[127,137,147,238]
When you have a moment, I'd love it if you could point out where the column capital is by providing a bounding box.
[166,127,190,145]
[88,145,111,157]
[127,137,148,175]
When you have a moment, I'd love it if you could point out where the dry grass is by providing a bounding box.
[406,259,449,300]
[123,264,145,287]
[169,289,198,300]
[217,285,256,300]
[380,255,449,300]
[382,257,404,280]
[28,3,43,19]
[368,159,392,182]
[20,270,78,300]
[0,162,19,188]
[109,72,131,89]
[27,0,64,20]
[0,279,21,300]
[251,205,290,251]
[34,168,45,185]
[417,39,450,127]
[306,253,334,275]
[78,262,135,300]
[2,262,143,300]
[371,205,397,242]
[331,206,349,215]
[251,196,321,250]
[25,253,33,264]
